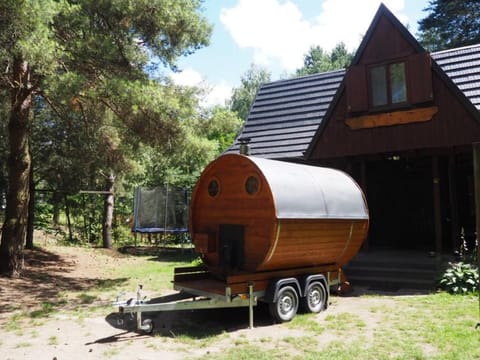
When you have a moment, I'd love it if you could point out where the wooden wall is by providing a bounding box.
[309,14,480,160]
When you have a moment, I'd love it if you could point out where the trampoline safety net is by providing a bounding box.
[132,186,190,234]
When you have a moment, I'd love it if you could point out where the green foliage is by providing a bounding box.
[29,301,63,318]
[77,293,97,304]
[229,64,271,121]
[135,104,242,189]
[0,0,64,75]
[196,106,243,153]
[296,43,354,76]
[418,0,480,51]
[0,0,213,255]
[439,261,479,294]
[33,199,53,229]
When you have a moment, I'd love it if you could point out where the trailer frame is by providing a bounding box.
[114,265,343,333]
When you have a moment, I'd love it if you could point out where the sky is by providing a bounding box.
[169,0,431,107]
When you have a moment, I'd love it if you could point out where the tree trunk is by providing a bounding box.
[52,191,62,226]
[0,57,33,277]
[64,194,73,243]
[25,162,35,250]
[102,172,115,249]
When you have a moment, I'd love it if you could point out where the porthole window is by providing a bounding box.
[208,179,219,197]
[245,176,259,195]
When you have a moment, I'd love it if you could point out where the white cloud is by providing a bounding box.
[170,67,232,108]
[316,0,407,51]
[169,67,204,87]
[220,0,312,70]
[201,82,233,108]
[220,0,409,72]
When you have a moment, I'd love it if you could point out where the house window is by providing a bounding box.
[371,66,387,106]
[370,62,407,107]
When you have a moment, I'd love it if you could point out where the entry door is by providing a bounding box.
[367,157,433,251]
[219,224,245,272]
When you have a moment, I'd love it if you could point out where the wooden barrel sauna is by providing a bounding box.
[189,154,369,276]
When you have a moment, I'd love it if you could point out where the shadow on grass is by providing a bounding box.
[104,301,274,341]
[337,285,433,298]
[0,247,129,315]
[119,245,197,263]
[85,330,151,345]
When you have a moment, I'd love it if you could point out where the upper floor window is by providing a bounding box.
[346,53,432,114]
[370,62,407,107]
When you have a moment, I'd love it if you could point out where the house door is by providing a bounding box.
[366,156,434,251]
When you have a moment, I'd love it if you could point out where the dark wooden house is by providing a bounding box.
[229,4,480,285]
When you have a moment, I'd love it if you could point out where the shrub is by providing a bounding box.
[439,262,479,295]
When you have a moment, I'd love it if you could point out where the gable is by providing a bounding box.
[343,5,434,123]
[307,5,480,160]
[359,15,418,64]
[309,69,480,159]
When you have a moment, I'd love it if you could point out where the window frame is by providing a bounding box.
[368,60,408,110]
[245,174,261,196]
[207,177,220,198]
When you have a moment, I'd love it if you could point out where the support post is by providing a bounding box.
[359,160,369,251]
[164,184,168,240]
[472,144,480,326]
[248,283,254,329]
[432,156,443,256]
[448,152,460,251]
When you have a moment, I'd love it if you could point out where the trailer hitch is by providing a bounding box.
[113,285,153,333]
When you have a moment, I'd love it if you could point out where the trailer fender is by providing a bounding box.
[264,278,301,304]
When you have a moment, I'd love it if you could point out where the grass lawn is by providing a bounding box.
[1,245,479,360]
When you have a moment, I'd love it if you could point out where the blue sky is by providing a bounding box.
[169,0,430,107]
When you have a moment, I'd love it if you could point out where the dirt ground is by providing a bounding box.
[0,244,424,360]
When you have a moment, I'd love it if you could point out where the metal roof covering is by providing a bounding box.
[228,44,480,160]
[248,155,369,220]
[228,70,345,159]
[432,44,480,111]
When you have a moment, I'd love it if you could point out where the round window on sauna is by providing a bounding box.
[245,176,259,195]
[208,179,219,197]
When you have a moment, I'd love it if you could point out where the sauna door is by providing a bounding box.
[219,224,245,272]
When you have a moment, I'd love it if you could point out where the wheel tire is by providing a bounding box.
[141,318,154,334]
[269,285,299,322]
[302,281,326,313]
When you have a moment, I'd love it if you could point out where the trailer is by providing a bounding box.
[115,154,369,333]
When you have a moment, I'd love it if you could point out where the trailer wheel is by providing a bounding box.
[141,318,154,334]
[302,281,326,313]
[269,285,299,322]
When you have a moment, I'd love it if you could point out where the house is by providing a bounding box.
[229,4,480,286]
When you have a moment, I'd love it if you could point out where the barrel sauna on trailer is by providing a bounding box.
[190,153,369,276]
[117,154,369,332]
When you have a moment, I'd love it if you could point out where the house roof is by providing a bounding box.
[228,69,345,159]
[432,44,480,111]
[228,30,480,160]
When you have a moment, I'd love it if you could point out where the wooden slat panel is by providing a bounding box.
[408,52,434,104]
[345,106,438,129]
[346,65,368,112]
[258,219,368,271]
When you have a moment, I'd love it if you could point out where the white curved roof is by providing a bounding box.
[249,156,369,220]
